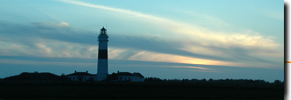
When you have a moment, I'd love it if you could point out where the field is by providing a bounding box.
[0,80,284,99]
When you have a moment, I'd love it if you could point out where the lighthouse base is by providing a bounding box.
[96,73,107,81]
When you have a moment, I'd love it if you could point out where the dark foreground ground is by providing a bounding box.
[0,81,284,99]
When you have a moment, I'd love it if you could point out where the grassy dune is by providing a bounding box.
[0,81,284,99]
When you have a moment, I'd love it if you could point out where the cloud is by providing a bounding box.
[0,0,283,70]
[0,58,95,66]
[145,33,160,38]
[59,22,69,26]
[57,0,282,56]
[58,0,170,22]
[0,55,230,72]
[31,22,69,27]
[0,55,283,82]
[259,10,284,21]
[127,50,234,66]
[58,0,281,48]
[0,21,283,69]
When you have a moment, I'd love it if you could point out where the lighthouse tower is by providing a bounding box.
[97,27,108,81]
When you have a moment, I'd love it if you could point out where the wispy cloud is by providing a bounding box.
[0,0,283,82]
[127,50,234,66]
[0,0,283,69]
[259,9,284,21]
[60,0,279,48]
[58,0,282,55]
[58,0,170,22]
[0,20,283,69]
[0,59,95,67]
[32,22,69,27]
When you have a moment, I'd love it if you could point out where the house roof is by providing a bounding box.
[114,72,144,78]
[133,73,144,78]
[67,71,144,78]
[117,72,132,76]
[67,72,95,76]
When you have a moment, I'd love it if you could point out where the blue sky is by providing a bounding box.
[0,0,284,82]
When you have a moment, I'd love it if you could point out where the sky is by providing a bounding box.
[0,0,284,82]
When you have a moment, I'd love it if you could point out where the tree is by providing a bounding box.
[144,77,163,82]
[208,78,214,83]
[163,79,167,82]
[200,78,207,83]
[274,80,281,89]
[106,73,118,81]
[182,79,185,85]
[190,79,198,82]
[60,73,68,81]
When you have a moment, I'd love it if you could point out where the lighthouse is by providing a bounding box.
[97,27,108,81]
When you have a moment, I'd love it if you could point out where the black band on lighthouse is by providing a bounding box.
[98,50,108,59]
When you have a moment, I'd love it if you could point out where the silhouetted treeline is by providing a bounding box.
[145,77,284,85]
[2,72,284,86]
[4,72,68,81]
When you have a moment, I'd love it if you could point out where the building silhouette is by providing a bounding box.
[67,71,96,81]
[107,71,144,82]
